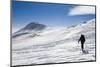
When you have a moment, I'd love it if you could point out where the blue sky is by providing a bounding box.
[12,1,95,32]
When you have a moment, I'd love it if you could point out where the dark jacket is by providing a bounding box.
[78,35,85,43]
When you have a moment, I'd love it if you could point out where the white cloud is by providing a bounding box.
[68,6,95,16]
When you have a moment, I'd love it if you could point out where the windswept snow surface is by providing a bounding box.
[12,19,96,66]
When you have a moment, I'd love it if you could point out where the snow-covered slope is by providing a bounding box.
[12,22,46,38]
[12,19,96,66]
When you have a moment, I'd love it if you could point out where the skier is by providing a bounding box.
[78,34,86,53]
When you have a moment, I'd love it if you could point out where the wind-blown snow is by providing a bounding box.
[12,19,96,66]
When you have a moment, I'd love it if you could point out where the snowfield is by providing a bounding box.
[12,19,96,66]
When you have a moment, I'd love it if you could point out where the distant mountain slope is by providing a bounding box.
[12,22,46,38]
[20,22,46,31]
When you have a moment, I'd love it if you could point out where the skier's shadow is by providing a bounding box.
[82,50,89,54]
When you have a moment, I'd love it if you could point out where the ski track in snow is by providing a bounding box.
[12,19,96,66]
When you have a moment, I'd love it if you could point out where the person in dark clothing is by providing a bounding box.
[78,34,86,52]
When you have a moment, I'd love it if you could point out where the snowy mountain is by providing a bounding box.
[12,19,96,66]
[12,22,46,38]
[19,22,46,31]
